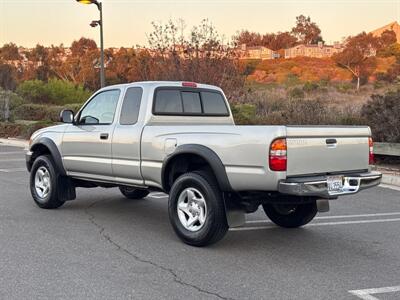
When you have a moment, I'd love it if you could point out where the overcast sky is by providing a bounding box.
[1,0,399,48]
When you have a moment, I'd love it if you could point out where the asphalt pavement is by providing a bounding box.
[1,145,400,300]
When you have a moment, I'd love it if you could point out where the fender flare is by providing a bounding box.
[30,137,66,176]
[161,144,233,192]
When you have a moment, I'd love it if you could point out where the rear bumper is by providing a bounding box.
[278,171,382,199]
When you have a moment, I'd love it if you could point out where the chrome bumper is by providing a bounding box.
[278,171,382,199]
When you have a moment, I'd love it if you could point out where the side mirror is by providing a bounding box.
[60,109,74,123]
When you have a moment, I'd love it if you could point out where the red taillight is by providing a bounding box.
[269,138,287,171]
[369,137,374,165]
[182,81,197,88]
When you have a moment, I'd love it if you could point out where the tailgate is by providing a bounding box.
[286,126,370,176]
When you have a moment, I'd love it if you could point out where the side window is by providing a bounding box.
[79,90,120,125]
[182,92,202,113]
[154,90,182,114]
[120,87,143,125]
[201,92,229,115]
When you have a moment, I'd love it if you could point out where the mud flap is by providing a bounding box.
[223,193,245,227]
[57,176,76,202]
[316,199,330,213]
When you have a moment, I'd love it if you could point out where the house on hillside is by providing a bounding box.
[371,21,400,43]
[239,44,276,60]
[284,42,344,59]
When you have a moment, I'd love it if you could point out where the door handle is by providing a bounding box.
[326,138,337,145]
[326,138,337,148]
[100,133,109,140]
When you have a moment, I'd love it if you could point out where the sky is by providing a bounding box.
[1,0,400,48]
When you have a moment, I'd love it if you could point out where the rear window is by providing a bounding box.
[153,88,229,116]
[201,92,228,115]
[182,92,202,113]
[154,90,182,114]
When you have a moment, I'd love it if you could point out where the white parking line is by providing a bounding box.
[349,285,400,300]
[0,151,25,155]
[0,158,25,162]
[149,192,168,199]
[230,218,400,231]
[379,184,400,192]
[0,168,26,173]
[246,212,400,224]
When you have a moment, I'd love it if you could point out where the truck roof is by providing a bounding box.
[98,81,223,92]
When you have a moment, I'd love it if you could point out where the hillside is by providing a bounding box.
[246,56,396,84]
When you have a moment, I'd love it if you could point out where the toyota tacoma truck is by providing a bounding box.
[26,81,382,246]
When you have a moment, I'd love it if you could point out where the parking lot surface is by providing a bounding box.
[1,145,400,300]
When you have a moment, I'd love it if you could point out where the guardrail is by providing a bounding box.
[374,143,400,157]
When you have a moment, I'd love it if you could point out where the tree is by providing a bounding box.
[291,15,323,44]
[333,32,379,90]
[234,30,297,50]
[0,64,17,90]
[378,30,397,48]
[376,30,398,57]
[0,43,21,61]
[361,89,400,142]
[233,30,263,47]
[70,38,97,56]
[379,42,400,59]
[147,19,245,99]
[26,44,51,81]
[262,32,297,50]
[53,38,100,90]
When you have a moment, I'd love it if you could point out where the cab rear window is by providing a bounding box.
[153,88,229,116]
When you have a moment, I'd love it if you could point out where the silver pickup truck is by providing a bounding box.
[26,81,382,246]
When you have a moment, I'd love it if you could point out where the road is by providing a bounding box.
[1,145,400,300]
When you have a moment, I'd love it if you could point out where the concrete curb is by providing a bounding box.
[0,138,29,149]
[381,174,400,187]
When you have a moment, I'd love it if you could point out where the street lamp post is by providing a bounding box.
[75,0,105,88]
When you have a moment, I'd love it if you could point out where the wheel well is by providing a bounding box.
[31,144,51,162]
[163,153,214,192]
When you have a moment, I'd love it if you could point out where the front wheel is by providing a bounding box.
[262,201,317,228]
[168,171,228,247]
[30,155,65,209]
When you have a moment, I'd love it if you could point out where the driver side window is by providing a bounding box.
[78,90,120,125]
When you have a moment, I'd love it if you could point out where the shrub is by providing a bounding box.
[12,103,83,122]
[236,90,365,126]
[45,79,92,105]
[303,81,319,92]
[0,89,26,121]
[361,89,400,142]
[13,104,59,122]
[285,74,300,86]
[288,87,304,99]
[231,104,257,124]
[335,82,353,93]
[0,120,53,139]
[373,80,385,89]
[16,79,92,105]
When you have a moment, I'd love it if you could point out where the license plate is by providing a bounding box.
[327,176,343,193]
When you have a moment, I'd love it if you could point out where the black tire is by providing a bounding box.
[168,171,228,247]
[119,187,149,199]
[262,201,317,228]
[30,155,65,209]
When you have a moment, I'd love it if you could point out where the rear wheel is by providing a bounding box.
[30,155,65,209]
[262,200,317,228]
[119,186,149,200]
[168,171,228,247]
